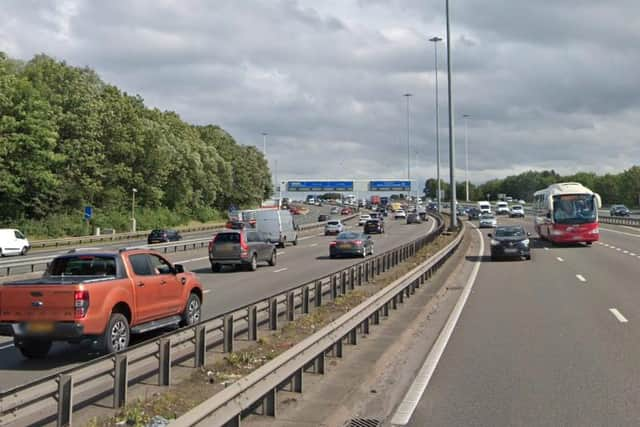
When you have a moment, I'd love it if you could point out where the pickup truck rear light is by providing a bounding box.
[74,290,90,319]
[354,240,363,245]
[208,239,214,252]
[329,241,337,246]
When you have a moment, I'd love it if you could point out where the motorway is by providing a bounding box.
[0,212,434,391]
[404,214,640,426]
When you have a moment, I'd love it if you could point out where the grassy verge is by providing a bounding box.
[86,226,457,427]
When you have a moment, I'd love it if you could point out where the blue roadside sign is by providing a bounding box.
[84,206,93,220]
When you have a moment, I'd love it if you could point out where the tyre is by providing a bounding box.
[0,248,4,257]
[181,293,202,326]
[330,254,336,259]
[268,250,277,266]
[211,263,221,273]
[99,313,130,354]
[526,254,532,260]
[292,236,298,246]
[15,338,52,359]
[248,254,258,271]
[20,246,27,256]
[585,242,593,246]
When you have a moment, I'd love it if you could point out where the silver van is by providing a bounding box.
[255,209,298,248]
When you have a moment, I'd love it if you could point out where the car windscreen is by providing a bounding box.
[337,232,361,240]
[495,228,525,237]
[47,255,117,276]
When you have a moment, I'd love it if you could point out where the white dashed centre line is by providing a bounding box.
[616,248,622,251]
[623,250,629,254]
[609,308,628,323]
[576,274,587,283]
[273,268,288,273]
[630,253,636,256]
[556,257,564,262]
[309,243,318,247]
[0,343,14,351]
[203,289,211,294]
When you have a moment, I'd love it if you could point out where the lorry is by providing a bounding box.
[370,195,381,206]
[0,248,203,358]
[254,208,298,247]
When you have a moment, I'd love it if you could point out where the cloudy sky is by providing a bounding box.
[2,0,640,186]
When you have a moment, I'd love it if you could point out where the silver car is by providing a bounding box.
[479,213,497,228]
[324,220,345,235]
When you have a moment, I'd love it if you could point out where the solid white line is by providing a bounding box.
[390,227,484,426]
[273,268,288,273]
[309,243,318,247]
[179,256,209,264]
[609,308,628,323]
[0,343,14,350]
[203,289,211,294]
[600,227,640,238]
[576,274,587,283]
[556,257,564,262]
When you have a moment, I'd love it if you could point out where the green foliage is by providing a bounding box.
[0,52,272,236]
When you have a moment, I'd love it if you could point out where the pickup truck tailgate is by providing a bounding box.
[0,285,75,321]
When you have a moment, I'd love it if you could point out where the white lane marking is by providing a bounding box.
[544,247,549,251]
[298,235,315,241]
[556,257,564,262]
[600,227,640,238]
[0,343,14,351]
[203,289,211,294]
[273,268,288,273]
[309,243,318,247]
[630,253,636,256]
[609,308,628,323]
[576,274,587,283]
[616,248,622,252]
[277,251,285,255]
[391,227,484,426]
[179,256,209,264]
[623,250,629,254]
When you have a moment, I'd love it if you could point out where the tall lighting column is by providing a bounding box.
[445,0,457,229]
[403,93,413,195]
[429,36,443,212]
[463,114,470,202]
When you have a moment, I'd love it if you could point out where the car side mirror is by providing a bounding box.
[527,232,531,236]
[174,264,185,274]
[487,233,492,238]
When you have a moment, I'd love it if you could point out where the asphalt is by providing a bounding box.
[404,214,640,427]
[0,212,434,391]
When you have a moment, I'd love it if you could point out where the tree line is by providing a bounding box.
[0,53,272,236]
[424,167,640,206]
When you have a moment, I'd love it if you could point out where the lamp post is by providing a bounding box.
[429,36,443,212]
[131,188,138,232]
[463,114,470,202]
[261,132,268,156]
[446,0,457,229]
[403,93,413,189]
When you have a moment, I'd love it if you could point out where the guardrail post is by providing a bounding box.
[334,338,343,358]
[384,302,390,317]
[269,298,278,330]
[302,287,310,314]
[349,328,358,345]
[314,352,325,374]
[399,289,405,304]
[341,271,347,294]
[263,388,277,417]
[248,305,258,341]
[292,368,303,393]
[158,337,171,386]
[287,291,295,321]
[377,257,381,275]
[349,268,355,290]
[194,325,206,367]
[224,314,234,353]
[405,285,411,298]
[364,263,369,282]
[373,309,380,325]
[392,295,398,310]
[57,374,73,427]
[315,281,322,307]
[363,317,370,335]
[410,280,416,294]
[331,275,338,299]
[113,353,128,408]
[358,265,363,286]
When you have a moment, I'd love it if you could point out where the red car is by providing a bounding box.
[341,207,353,215]
[289,206,302,215]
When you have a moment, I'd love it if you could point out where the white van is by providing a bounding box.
[255,209,298,248]
[0,229,31,256]
[477,201,491,214]
[495,201,510,215]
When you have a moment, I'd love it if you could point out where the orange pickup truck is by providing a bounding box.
[0,248,203,359]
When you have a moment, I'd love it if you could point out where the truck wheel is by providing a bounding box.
[211,263,221,273]
[100,313,130,354]
[15,338,52,359]
[292,236,298,246]
[181,293,202,326]
[268,250,277,266]
[248,254,258,271]
[20,246,28,256]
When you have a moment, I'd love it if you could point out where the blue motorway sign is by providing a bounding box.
[369,180,411,191]
[287,181,354,192]
[84,206,93,220]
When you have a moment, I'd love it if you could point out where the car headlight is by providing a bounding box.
[490,239,500,246]
[522,239,530,246]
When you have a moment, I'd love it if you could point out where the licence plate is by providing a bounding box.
[504,248,518,254]
[27,322,54,333]
[338,244,351,249]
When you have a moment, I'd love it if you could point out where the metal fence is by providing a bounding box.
[0,214,435,427]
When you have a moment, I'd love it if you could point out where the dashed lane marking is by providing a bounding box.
[309,243,318,247]
[179,256,210,264]
[203,289,211,294]
[0,343,14,351]
[556,257,564,262]
[609,308,628,323]
[273,268,288,273]
[576,274,587,283]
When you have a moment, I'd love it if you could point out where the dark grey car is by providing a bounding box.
[209,230,276,272]
[329,232,374,258]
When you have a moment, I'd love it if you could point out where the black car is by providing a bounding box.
[489,226,531,261]
[147,229,182,244]
[317,214,329,222]
[406,213,422,224]
[610,205,631,217]
[467,207,481,220]
[330,232,374,258]
[364,219,385,234]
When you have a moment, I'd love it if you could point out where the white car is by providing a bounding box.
[325,220,345,235]
[394,209,407,219]
[479,214,497,228]
[358,214,372,226]
[495,202,510,215]
[509,205,525,218]
[0,229,31,256]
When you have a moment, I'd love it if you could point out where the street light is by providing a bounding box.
[403,93,413,193]
[463,114,470,202]
[446,0,457,229]
[429,36,443,213]
[131,188,138,232]
[261,132,268,156]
